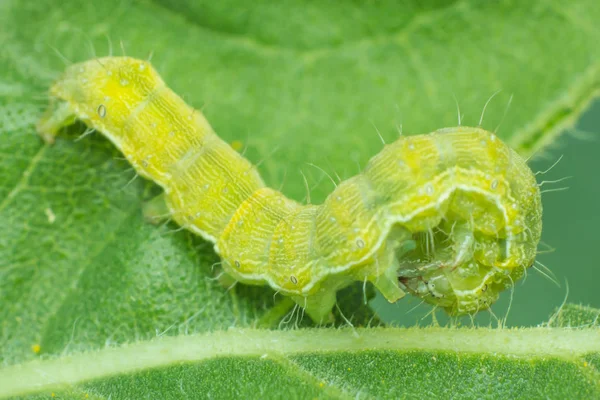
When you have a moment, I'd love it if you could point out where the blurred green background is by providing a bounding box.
[373,99,600,327]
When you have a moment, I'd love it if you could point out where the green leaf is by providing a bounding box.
[547,303,600,328]
[1,0,599,398]
[1,312,600,398]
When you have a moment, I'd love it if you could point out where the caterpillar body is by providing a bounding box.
[37,57,542,322]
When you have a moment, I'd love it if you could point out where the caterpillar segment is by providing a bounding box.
[37,57,542,322]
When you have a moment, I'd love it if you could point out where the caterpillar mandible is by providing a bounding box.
[37,57,542,322]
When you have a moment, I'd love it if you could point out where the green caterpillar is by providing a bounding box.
[37,57,542,322]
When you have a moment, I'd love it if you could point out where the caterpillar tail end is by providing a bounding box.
[36,99,76,144]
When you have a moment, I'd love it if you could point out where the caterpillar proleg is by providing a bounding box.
[37,57,542,322]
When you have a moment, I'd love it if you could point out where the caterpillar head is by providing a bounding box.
[394,141,543,315]
[396,215,541,316]
[398,257,526,315]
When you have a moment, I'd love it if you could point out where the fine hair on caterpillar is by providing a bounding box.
[37,56,543,323]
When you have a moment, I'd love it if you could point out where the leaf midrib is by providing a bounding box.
[1,327,598,398]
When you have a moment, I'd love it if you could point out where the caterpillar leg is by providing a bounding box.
[370,257,406,303]
[142,193,172,224]
[36,100,77,144]
[365,236,415,303]
[292,289,337,324]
